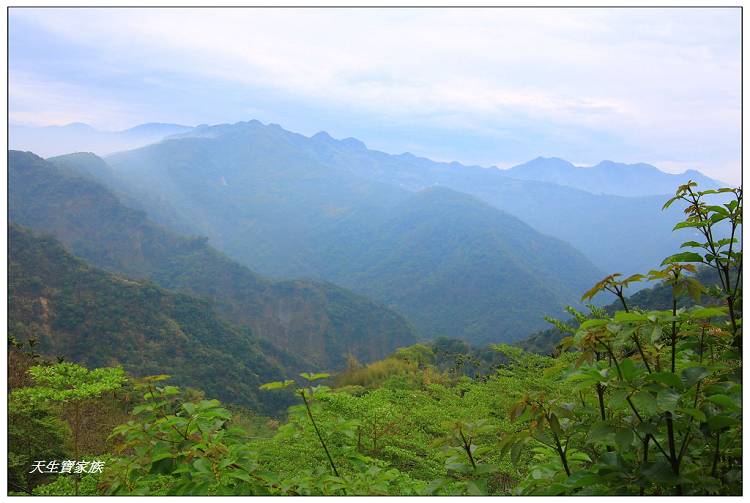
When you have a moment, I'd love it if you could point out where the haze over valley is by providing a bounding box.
[7,7,741,497]
[9,117,728,352]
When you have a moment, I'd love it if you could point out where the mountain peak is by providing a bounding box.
[312,131,333,141]
[340,137,366,150]
[59,122,97,132]
[508,156,576,174]
[310,131,366,150]
[506,157,721,196]
[121,122,192,135]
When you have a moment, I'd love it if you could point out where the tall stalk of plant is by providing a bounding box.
[500,181,742,496]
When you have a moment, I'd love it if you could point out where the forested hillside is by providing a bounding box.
[8,224,298,415]
[306,186,601,343]
[8,161,742,497]
[229,122,690,275]
[100,123,604,342]
[48,152,197,236]
[9,151,418,368]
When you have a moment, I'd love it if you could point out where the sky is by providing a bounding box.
[8,7,742,183]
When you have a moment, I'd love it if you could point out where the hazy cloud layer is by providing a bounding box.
[9,7,741,182]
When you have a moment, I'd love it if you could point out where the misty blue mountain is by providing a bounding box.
[10,150,418,370]
[9,122,193,158]
[504,156,722,196]
[103,120,694,276]
[9,119,726,346]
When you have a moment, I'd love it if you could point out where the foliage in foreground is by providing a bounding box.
[500,183,742,495]
[11,182,741,495]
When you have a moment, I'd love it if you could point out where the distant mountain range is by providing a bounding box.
[9,151,418,370]
[100,122,605,343]
[108,120,695,275]
[9,119,729,348]
[10,120,723,199]
[9,122,193,158]
[503,156,723,197]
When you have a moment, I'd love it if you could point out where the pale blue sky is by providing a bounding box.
[9,7,741,182]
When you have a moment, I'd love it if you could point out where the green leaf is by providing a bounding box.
[132,404,155,415]
[707,414,739,431]
[587,422,615,444]
[474,463,497,475]
[678,407,706,422]
[685,278,704,302]
[661,252,704,265]
[466,479,488,495]
[510,441,523,463]
[662,196,679,210]
[193,458,212,474]
[579,319,610,330]
[424,478,446,495]
[649,324,663,344]
[688,307,728,319]
[680,240,705,249]
[656,389,681,413]
[705,205,730,215]
[614,312,647,323]
[299,372,331,382]
[618,359,641,382]
[564,472,601,488]
[259,380,295,391]
[615,428,635,450]
[150,451,175,463]
[161,386,180,396]
[548,413,562,437]
[681,366,711,388]
[715,238,738,248]
[673,220,705,230]
[642,460,680,484]
[706,394,740,411]
[227,470,255,484]
[647,372,683,390]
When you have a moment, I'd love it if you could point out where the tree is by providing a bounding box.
[11,362,126,495]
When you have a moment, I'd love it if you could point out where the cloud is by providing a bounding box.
[9,70,147,127]
[8,7,741,182]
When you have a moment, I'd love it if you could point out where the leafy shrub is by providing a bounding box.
[499,183,742,495]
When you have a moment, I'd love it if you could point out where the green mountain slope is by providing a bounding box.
[308,187,602,343]
[48,152,197,236]
[10,150,418,369]
[9,224,297,415]
[100,122,603,343]
[272,124,688,275]
[106,122,410,279]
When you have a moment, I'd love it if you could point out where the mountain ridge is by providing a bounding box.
[101,125,607,343]
[9,122,194,158]
[9,223,299,415]
[9,150,419,369]
[504,156,722,196]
